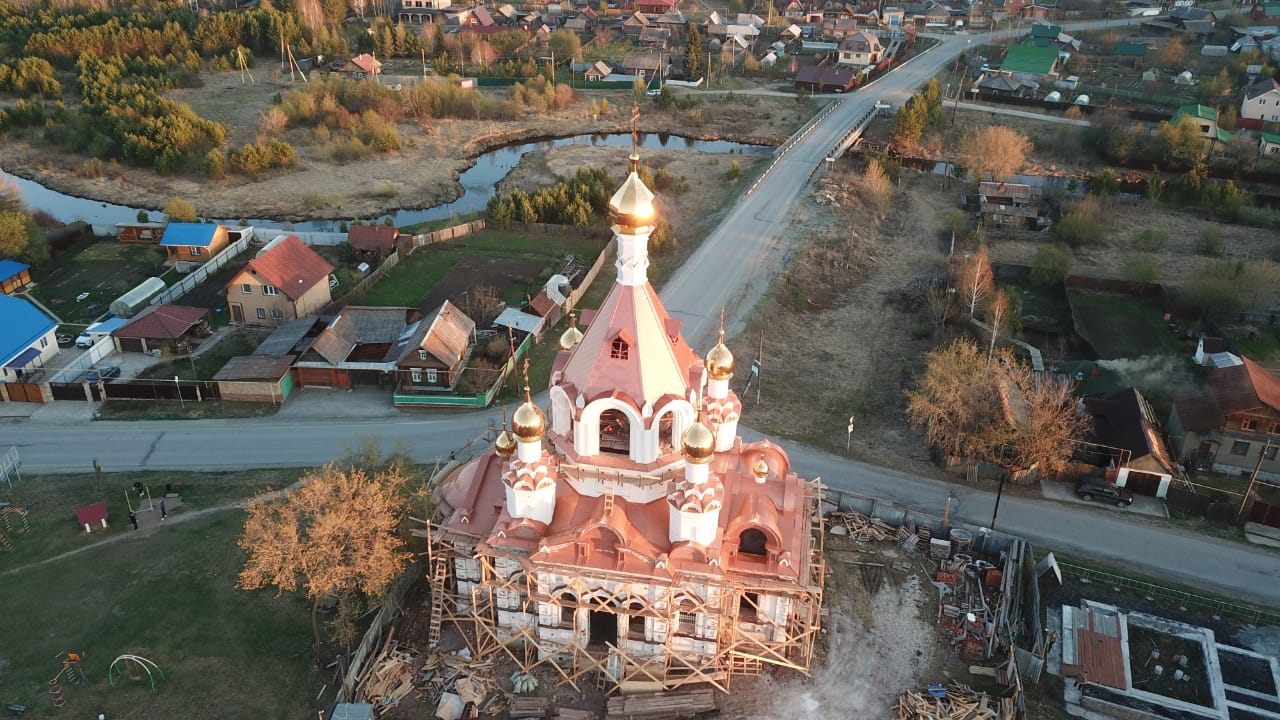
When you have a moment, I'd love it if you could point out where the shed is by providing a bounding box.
[0,259,32,295]
[494,306,545,335]
[213,355,296,403]
[113,304,210,353]
[110,277,167,317]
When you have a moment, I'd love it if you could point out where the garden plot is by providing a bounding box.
[30,239,170,325]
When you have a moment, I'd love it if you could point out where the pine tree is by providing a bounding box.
[684,26,704,81]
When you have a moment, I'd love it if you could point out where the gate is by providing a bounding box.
[1124,471,1163,497]
[2,382,47,403]
[1249,500,1280,529]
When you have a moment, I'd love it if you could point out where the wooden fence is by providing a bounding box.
[151,231,254,307]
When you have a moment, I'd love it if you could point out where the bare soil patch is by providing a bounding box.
[419,256,547,313]
[1,72,812,222]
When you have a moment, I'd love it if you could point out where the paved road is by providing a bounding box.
[661,21,1128,349]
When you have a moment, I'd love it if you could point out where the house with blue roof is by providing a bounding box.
[0,295,59,384]
[158,223,230,264]
[0,259,32,295]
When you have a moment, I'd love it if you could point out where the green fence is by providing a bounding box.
[393,334,532,408]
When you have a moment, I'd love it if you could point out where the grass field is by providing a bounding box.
[29,240,171,325]
[361,230,605,311]
[1067,290,1182,360]
[0,469,321,720]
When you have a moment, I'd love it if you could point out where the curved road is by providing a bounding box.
[7,17,1278,606]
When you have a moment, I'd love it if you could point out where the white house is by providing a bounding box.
[836,30,884,67]
[1242,78,1280,125]
[0,295,59,383]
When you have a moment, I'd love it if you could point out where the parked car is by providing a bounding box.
[56,333,73,346]
[75,331,95,348]
[1076,477,1133,508]
[874,99,893,111]
[75,365,121,384]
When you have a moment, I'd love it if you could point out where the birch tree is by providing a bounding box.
[958,246,993,317]
[985,288,1009,362]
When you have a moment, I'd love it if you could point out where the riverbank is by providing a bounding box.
[1,77,816,224]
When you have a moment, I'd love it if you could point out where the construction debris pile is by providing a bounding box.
[826,510,896,542]
[353,642,502,718]
[895,682,1001,720]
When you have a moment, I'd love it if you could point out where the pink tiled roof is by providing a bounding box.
[235,236,334,301]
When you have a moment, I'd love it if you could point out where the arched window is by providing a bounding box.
[658,414,675,454]
[739,528,768,556]
[559,593,576,627]
[628,601,647,638]
[599,409,630,454]
[610,337,629,359]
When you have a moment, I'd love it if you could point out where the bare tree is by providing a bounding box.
[985,288,1009,362]
[238,464,412,660]
[925,286,953,335]
[1005,369,1091,472]
[959,126,1033,181]
[957,246,993,317]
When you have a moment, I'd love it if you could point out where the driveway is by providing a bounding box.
[1041,478,1169,519]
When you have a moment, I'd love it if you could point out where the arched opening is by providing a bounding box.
[658,413,675,454]
[739,592,761,623]
[589,606,618,646]
[599,409,630,455]
[610,336,630,360]
[559,593,576,627]
[627,601,647,639]
[739,528,768,556]
[676,599,698,637]
[587,526,620,557]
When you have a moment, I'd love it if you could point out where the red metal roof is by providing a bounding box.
[1072,606,1128,690]
[236,236,334,301]
[346,226,401,254]
[115,305,209,340]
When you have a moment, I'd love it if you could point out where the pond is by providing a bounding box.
[0,132,773,232]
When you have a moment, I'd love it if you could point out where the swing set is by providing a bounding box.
[108,655,165,691]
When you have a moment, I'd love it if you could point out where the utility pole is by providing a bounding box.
[1236,439,1274,524]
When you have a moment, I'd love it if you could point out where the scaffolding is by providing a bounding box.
[425,480,826,695]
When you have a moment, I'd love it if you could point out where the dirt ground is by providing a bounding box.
[1,71,811,222]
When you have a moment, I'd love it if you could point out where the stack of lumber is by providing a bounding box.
[508,696,551,719]
[356,644,419,710]
[895,683,996,720]
[555,708,599,720]
[826,511,896,541]
[605,688,717,720]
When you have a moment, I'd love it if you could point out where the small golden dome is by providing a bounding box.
[681,419,715,464]
[752,457,769,480]
[608,159,655,232]
[706,331,735,381]
[512,398,545,442]
[494,428,517,457]
[559,315,584,351]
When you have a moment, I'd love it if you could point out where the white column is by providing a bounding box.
[614,230,651,286]
[707,376,729,400]
[517,439,541,463]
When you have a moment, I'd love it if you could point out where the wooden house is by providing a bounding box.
[159,223,231,264]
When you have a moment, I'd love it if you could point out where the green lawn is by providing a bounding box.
[28,239,171,325]
[0,470,321,720]
[1067,290,1185,360]
[1229,325,1280,364]
[137,328,267,383]
[361,230,606,310]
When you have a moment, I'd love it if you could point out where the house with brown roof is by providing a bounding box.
[583,60,614,81]
[113,305,210,354]
[213,355,296,403]
[1168,355,1280,481]
[622,11,650,36]
[225,236,334,327]
[836,30,883,66]
[622,51,667,78]
[347,225,404,261]
[395,300,476,392]
[340,53,383,79]
[1083,388,1179,498]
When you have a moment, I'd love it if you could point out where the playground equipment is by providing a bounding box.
[75,502,109,533]
[108,655,164,691]
[0,503,30,552]
[47,652,85,708]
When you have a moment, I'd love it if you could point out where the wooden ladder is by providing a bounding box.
[602,491,616,516]
[428,554,448,648]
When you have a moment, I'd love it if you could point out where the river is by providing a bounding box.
[0,133,772,232]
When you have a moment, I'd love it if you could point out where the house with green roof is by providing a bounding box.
[1114,41,1147,57]
[1171,104,1232,143]
[1261,131,1280,157]
[1026,22,1061,46]
[997,44,1060,76]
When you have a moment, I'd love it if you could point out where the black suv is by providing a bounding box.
[1076,477,1134,508]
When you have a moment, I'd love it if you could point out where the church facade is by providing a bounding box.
[431,149,824,691]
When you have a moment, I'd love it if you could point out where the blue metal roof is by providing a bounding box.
[159,223,220,247]
[87,317,130,334]
[5,346,41,369]
[0,295,57,366]
[0,259,30,283]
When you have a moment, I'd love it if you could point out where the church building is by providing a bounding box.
[430,145,824,692]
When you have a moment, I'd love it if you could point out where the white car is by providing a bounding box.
[75,331,95,348]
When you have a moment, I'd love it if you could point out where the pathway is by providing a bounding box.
[953,101,1093,127]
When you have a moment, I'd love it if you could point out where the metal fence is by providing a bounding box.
[1055,561,1280,627]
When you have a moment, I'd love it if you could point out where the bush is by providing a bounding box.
[725,160,742,181]
[1195,227,1224,256]
[1132,228,1168,252]
[1030,244,1071,286]
[203,149,226,179]
[163,197,198,222]
[1054,211,1099,248]
[1123,257,1157,283]
[76,157,104,178]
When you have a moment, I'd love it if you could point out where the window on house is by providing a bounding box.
[676,601,698,636]
[560,594,576,626]
[1231,441,1250,456]
[263,285,279,296]
[610,337,629,360]
[1269,424,1279,435]
[256,308,267,320]
[739,528,768,556]
[40,337,48,348]
[1267,446,1279,461]
[628,603,646,638]
[1242,419,1258,431]
[426,369,438,383]
[270,309,284,319]
[418,349,428,360]
[411,368,422,383]
[190,247,203,256]
[242,283,252,294]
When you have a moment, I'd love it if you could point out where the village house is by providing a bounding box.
[394,300,476,393]
[1169,354,1280,482]
[794,62,860,92]
[622,51,667,78]
[1240,78,1280,129]
[0,295,58,384]
[225,235,334,327]
[977,181,1044,228]
[158,223,231,265]
[347,225,405,262]
[836,30,884,66]
[1172,104,1233,143]
[1261,131,1280,157]
[583,60,614,81]
[655,10,688,37]
[0,259,32,295]
[622,11,650,36]
[399,0,452,23]
[212,355,296,404]
[640,26,672,48]
[340,53,382,79]
[1251,0,1280,21]
[429,149,823,693]
[1083,388,1179,499]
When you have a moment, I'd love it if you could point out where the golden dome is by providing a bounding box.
[608,157,655,232]
[705,330,735,381]
[752,457,769,480]
[681,419,715,464]
[494,428,517,457]
[559,315,584,351]
[512,397,546,442]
